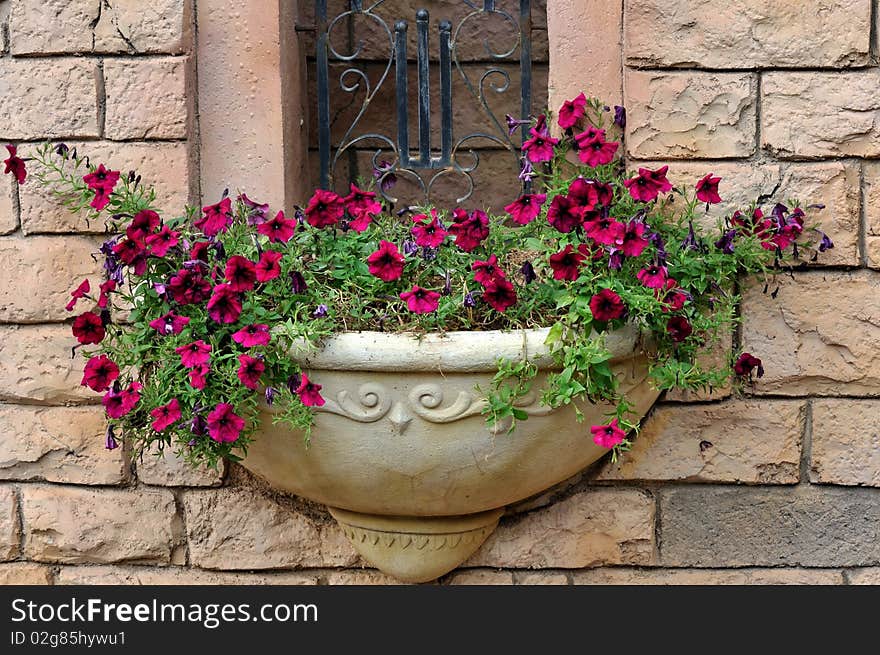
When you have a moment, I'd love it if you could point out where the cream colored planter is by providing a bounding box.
[243,326,660,582]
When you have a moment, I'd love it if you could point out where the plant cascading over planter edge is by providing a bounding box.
[3,93,832,470]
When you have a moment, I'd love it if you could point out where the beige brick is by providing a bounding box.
[659,486,880,567]
[467,489,654,569]
[104,58,188,140]
[514,571,570,585]
[0,236,103,323]
[811,400,880,487]
[0,563,53,585]
[94,0,189,54]
[848,568,880,585]
[863,162,880,268]
[625,70,756,159]
[597,400,803,484]
[445,569,513,585]
[56,565,320,585]
[8,0,99,54]
[0,325,94,404]
[321,569,406,585]
[0,2,8,53]
[0,486,19,560]
[741,271,880,396]
[18,141,190,234]
[626,0,871,69]
[763,71,880,158]
[21,485,180,564]
[136,445,224,487]
[572,567,844,585]
[0,405,125,485]
[182,488,358,570]
[663,342,732,403]
[0,176,16,235]
[0,59,98,139]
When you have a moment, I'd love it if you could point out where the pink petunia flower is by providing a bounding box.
[232,324,271,347]
[591,419,626,449]
[399,285,441,314]
[151,398,181,432]
[295,373,326,407]
[207,403,245,443]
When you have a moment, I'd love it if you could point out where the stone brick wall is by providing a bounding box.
[2,0,880,587]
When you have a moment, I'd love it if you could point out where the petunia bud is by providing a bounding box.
[104,424,119,450]
[54,143,70,158]
[463,291,477,308]
[190,414,206,436]
[265,387,278,406]
[290,271,307,294]
[520,261,536,284]
[286,373,302,395]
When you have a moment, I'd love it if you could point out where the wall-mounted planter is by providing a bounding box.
[243,326,660,582]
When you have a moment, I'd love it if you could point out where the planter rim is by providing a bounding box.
[288,323,641,373]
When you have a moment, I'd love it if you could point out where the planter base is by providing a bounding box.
[329,507,504,583]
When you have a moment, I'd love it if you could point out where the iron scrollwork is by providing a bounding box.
[314,0,532,204]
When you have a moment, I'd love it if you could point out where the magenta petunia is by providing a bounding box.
[448,208,489,252]
[557,92,587,130]
[207,403,245,443]
[522,126,559,164]
[206,284,243,324]
[149,311,190,336]
[65,279,91,312]
[195,197,233,237]
[97,279,117,309]
[3,145,27,184]
[237,354,265,390]
[583,215,625,246]
[589,288,625,322]
[295,373,326,407]
[567,178,599,211]
[257,210,297,243]
[112,237,148,276]
[623,166,673,203]
[574,128,619,167]
[482,278,518,312]
[188,364,209,389]
[695,173,722,204]
[81,355,120,392]
[102,382,142,419]
[175,339,211,368]
[72,311,105,345]
[504,193,546,225]
[547,195,583,234]
[666,316,693,342]
[224,255,257,292]
[348,207,376,232]
[734,352,764,378]
[344,183,382,217]
[90,185,114,211]
[150,398,181,432]
[255,250,283,282]
[591,419,626,449]
[549,245,586,281]
[367,240,406,282]
[636,264,668,289]
[167,268,211,305]
[145,225,179,257]
[657,278,689,313]
[305,189,344,228]
[232,324,271,347]
[400,285,441,314]
[620,221,649,257]
[472,254,506,287]
[83,164,120,192]
[126,210,160,240]
[411,210,448,248]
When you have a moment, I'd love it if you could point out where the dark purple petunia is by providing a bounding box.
[290,271,308,294]
[613,105,626,129]
[520,261,537,284]
[239,193,270,225]
[715,229,737,255]
[734,352,764,379]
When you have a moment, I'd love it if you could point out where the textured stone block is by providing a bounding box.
[0,236,103,323]
[0,176,16,235]
[0,486,19,560]
[659,486,880,567]
[468,489,655,568]
[8,0,99,54]
[18,141,190,234]
[626,0,872,69]
[0,405,125,485]
[0,59,98,139]
[56,566,320,585]
[94,0,189,53]
[103,58,188,139]
[136,445,225,487]
[0,325,94,404]
[597,400,804,484]
[445,569,514,585]
[862,162,880,268]
[572,567,844,585]
[811,399,880,487]
[21,485,180,564]
[625,70,756,159]
[741,271,880,396]
[763,71,880,158]
[0,563,53,585]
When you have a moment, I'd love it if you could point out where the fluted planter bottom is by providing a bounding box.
[243,327,660,582]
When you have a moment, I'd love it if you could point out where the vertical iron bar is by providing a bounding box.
[519,0,532,144]
[316,0,331,189]
[350,0,362,10]
[483,0,495,12]
[439,20,453,165]
[416,10,431,167]
[394,20,410,168]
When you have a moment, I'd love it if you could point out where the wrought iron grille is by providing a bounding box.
[314,0,532,204]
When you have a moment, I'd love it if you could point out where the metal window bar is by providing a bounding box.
[313,0,532,204]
